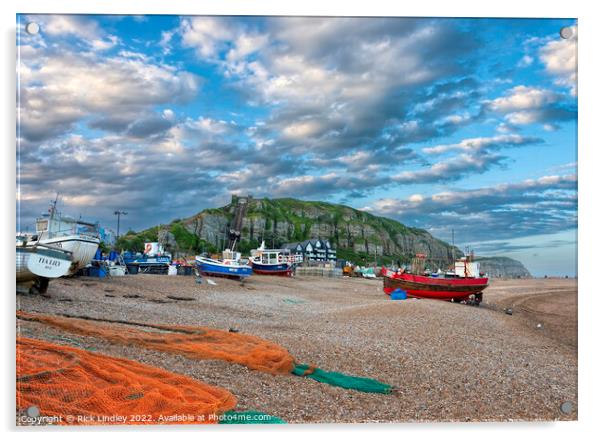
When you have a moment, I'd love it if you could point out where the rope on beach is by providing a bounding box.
[17,337,236,425]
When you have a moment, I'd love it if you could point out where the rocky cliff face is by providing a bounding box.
[160,197,461,265]
[475,256,532,278]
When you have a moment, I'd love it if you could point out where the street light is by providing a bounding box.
[114,210,128,239]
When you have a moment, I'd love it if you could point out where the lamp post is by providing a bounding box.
[114,210,127,239]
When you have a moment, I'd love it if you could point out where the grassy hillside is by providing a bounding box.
[115,197,460,266]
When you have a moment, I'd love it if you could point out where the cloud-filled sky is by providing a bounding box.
[16,15,577,276]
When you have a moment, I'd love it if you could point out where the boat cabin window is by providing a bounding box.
[36,219,48,232]
[76,223,98,235]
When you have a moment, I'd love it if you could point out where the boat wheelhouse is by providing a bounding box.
[31,199,100,274]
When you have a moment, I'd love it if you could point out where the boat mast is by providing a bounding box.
[451,228,455,263]
[51,193,59,239]
[49,193,58,220]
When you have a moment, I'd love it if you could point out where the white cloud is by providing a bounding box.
[18,48,200,141]
[505,111,538,125]
[162,109,175,121]
[539,25,577,95]
[496,123,516,134]
[226,33,269,63]
[489,86,560,112]
[180,17,234,58]
[487,85,574,128]
[368,174,577,242]
[36,15,119,52]
[175,16,479,161]
[159,30,174,55]
[117,50,149,61]
[518,55,533,67]
[392,153,500,184]
[41,15,102,40]
[282,120,324,139]
[90,35,119,51]
[190,117,232,135]
[440,114,471,125]
[423,134,541,155]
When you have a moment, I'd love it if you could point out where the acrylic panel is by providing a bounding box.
[16,14,578,425]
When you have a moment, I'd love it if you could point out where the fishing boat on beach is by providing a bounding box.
[382,253,489,303]
[195,249,252,280]
[16,235,72,293]
[123,242,172,274]
[248,241,294,276]
[29,199,100,275]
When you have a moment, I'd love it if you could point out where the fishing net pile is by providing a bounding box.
[16,337,236,425]
[17,310,392,419]
[17,311,295,375]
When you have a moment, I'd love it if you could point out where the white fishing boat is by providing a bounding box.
[248,241,295,276]
[16,235,73,293]
[29,199,100,275]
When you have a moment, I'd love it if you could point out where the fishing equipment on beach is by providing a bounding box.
[292,364,393,394]
[17,311,394,395]
[17,311,295,375]
[17,337,236,425]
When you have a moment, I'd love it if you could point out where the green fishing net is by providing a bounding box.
[292,364,392,394]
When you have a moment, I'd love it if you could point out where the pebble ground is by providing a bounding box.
[16,275,578,423]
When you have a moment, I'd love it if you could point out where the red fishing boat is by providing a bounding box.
[382,253,489,303]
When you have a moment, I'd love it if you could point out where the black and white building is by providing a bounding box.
[283,239,337,263]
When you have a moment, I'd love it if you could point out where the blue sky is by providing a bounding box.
[16,15,577,276]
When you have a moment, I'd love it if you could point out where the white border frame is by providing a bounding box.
[3,1,600,439]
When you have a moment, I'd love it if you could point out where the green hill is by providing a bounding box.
[117,196,461,266]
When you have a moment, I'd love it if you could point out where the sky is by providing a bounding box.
[16,15,578,276]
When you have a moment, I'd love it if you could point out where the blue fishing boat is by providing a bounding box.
[195,250,252,280]
[248,241,295,276]
[122,242,172,274]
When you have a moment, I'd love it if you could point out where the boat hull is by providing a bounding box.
[383,273,488,301]
[16,246,72,283]
[195,258,252,279]
[35,235,100,275]
[249,261,292,276]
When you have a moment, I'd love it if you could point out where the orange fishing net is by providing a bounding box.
[16,337,236,425]
[17,311,295,375]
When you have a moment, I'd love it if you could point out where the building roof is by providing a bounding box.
[282,242,303,250]
[282,238,335,250]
